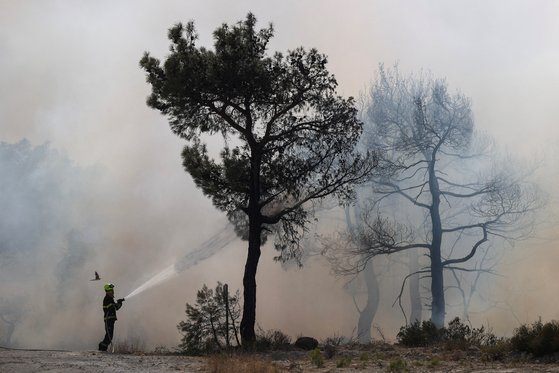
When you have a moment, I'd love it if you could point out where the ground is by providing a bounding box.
[0,349,205,373]
[2,346,559,372]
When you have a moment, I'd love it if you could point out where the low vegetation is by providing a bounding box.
[207,355,281,373]
[177,284,559,371]
[308,348,324,368]
[254,328,292,351]
[112,337,146,354]
[394,317,559,362]
[105,316,559,373]
[510,319,559,357]
[335,355,352,368]
[397,317,499,350]
[177,282,241,355]
[387,357,408,372]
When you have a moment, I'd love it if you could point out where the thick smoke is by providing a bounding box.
[1,0,559,350]
[0,140,101,348]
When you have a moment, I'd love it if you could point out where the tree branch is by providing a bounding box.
[442,225,488,266]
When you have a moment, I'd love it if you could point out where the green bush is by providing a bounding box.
[336,355,352,368]
[396,320,441,347]
[444,317,498,350]
[177,282,241,355]
[511,321,539,353]
[445,317,471,340]
[511,319,559,357]
[309,348,324,368]
[397,317,499,350]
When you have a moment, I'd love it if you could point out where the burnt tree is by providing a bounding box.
[349,65,542,328]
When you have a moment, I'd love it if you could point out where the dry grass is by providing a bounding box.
[112,337,146,354]
[207,354,284,373]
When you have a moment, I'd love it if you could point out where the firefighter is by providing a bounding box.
[98,283,125,351]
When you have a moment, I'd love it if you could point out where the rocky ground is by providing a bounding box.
[2,345,559,372]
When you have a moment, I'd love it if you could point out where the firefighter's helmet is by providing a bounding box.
[104,283,115,292]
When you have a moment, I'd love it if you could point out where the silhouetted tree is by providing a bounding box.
[140,14,375,344]
[177,282,241,354]
[346,65,543,328]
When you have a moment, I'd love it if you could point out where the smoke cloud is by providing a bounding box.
[1,0,559,350]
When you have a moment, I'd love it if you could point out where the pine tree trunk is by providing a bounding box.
[428,158,445,329]
[430,244,445,328]
[240,218,261,345]
[357,259,379,343]
[409,249,422,323]
[240,151,263,346]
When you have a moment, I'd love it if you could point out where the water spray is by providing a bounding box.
[124,223,237,299]
[124,265,176,299]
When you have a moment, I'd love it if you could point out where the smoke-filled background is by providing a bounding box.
[1,0,559,349]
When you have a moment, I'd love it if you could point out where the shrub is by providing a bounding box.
[322,334,346,346]
[445,317,471,341]
[511,320,541,353]
[464,324,498,347]
[531,322,559,356]
[309,348,324,368]
[336,355,352,368]
[387,358,408,372]
[444,317,494,350]
[397,317,499,350]
[323,343,336,359]
[177,282,241,355]
[511,319,559,357]
[153,345,173,354]
[480,339,512,361]
[255,328,291,351]
[396,320,441,347]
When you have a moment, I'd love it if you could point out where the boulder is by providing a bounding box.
[294,336,318,350]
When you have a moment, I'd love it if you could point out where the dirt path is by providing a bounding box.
[0,349,206,372]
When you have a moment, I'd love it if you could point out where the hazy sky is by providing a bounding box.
[3,1,559,158]
[2,0,559,348]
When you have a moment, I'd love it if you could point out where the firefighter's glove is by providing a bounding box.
[117,298,125,304]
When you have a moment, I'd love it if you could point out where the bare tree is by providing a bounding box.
[322,197,426,341]
[344,205,380,344]
[345,65,544,328]
[408,249,423,323]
